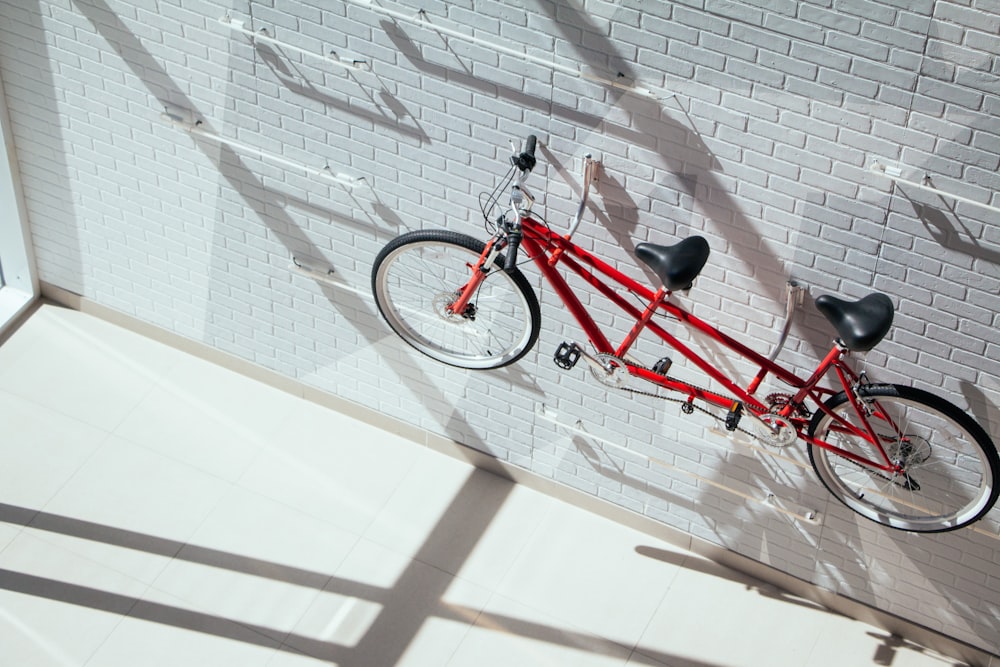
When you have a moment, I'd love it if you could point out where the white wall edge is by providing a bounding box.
[0,65,39,335]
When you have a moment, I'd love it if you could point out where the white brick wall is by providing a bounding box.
[3,0,1000,655]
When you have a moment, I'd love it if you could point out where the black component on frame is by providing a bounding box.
[554,342,582,370]
[725,402,743,431]
[514,134,537,172]
[652,356,673,376]
[504,228,522,272]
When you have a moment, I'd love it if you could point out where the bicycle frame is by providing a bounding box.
[450,211,900,474]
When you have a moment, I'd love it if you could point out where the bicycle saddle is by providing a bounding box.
[815,293,894,352]
[635,236,711,291]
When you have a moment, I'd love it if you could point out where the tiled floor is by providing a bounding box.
[0,304,967,666]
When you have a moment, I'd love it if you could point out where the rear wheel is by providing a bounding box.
[371,230,541,369]
[807,384,999,532]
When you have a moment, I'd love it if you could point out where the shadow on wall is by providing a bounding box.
[913,200,1000,269]
[70,0,542,461]
[63,0,1000,657]
[377,16,792,313]
[251,40,430,142]
[894,196,1000,655]
[912,196,1000,425]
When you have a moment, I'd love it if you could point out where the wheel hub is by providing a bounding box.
[889,435,931,467]
[434,292,475,322]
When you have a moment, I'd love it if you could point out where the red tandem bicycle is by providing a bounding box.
[372,135,999,533]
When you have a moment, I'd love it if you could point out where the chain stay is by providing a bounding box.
[617,376,910,488]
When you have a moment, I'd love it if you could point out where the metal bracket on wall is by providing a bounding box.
[161,105,365,188]
[339,0,673,101]
[870,159,1000,217]
[290,257,371,297]
[220,17,372,72]
[534,404,822,526]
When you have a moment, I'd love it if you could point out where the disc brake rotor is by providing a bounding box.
[433,292,472,322]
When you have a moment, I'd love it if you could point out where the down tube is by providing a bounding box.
[521,235,615,353]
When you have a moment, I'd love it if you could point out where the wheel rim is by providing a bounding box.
[374,240,535,369]
[812,396,995,531]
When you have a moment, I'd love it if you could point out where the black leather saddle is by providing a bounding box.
[815,293,894,352]
[635,236,711,291]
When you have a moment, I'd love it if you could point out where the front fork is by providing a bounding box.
[446,235,504,316]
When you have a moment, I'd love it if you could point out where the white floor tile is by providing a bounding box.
[0,390,109,508]
[447,593,634,667]
[635,557,830,666]
[808,623,960,667]
[0,521,20,553]
[363,456,552,588]
[177,486,360,579]
[112,358,300,481]
[0,306,980,667]
[84,587,281,667]
[138,487,360,645]
[283,537,491,666]
[493,498,686,649]
[0,529,147,667]
[237,400,423,534]
[41,435,229,543]
[0,307,174,430]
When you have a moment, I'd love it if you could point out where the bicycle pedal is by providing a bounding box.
[554,342,582,370]
[652,356,672,376]
[725,402,743,431]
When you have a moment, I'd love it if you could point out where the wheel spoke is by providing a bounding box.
[808,385,998,532]
[372,231,540,369]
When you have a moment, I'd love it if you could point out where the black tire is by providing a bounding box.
[371,229,541,369]
[807,384,999,532]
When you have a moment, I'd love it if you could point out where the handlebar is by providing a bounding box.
[504,134,537,271]
[513,134,537,172]
[504,228,522,271]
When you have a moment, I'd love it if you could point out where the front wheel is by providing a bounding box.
[371,229,541,369]
[807,384,999,532]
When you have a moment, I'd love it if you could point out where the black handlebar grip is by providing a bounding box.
[504,233,522,271]
[515,134,538,172]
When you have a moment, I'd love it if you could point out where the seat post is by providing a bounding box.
[791,343,847,407]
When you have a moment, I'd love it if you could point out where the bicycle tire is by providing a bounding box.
[807,384,999,532]
[371,229,541,369]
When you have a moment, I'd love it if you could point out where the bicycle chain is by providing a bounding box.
[616,378,911,488]
[616,376,761,441]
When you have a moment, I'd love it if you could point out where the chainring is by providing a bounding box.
[753,413,798,447]
[590,353,630,388]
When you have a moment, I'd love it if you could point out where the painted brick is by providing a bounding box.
[6,0,1000,657]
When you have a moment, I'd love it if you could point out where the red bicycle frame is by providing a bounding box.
[451,212,900,475]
